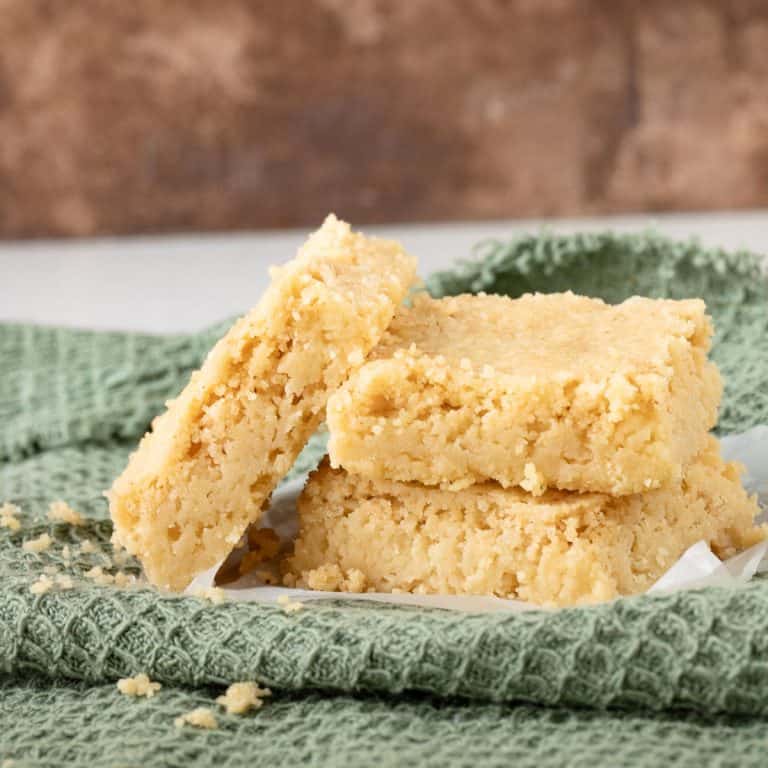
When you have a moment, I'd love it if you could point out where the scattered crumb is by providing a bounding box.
[0,515,21,532]
[113,572,137,588]
[174,707,218,730]
[30,575,54,595]
[216,681,271,715]
[117,673,161,698]
[56,574,74,590]
[277,595,304,614]
[79,540,97,554]
[0,502,21,532]
[22,533,52,553]
[85,566,115,586]
[43,565,58,576]
[61,545,71,561]
[47,500,84,526]
[190,587,227,604]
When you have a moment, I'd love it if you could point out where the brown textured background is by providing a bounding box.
[1,0,767,238]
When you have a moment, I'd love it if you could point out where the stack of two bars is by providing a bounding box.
[285,291,764,606]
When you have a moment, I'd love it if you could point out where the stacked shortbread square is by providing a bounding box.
[285,292,765,606]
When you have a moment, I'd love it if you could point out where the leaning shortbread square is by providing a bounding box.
[109,215,416,590]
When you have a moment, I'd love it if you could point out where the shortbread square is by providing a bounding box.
[109,215,416,590]
[285,438,764,607]
[327,292,722,495]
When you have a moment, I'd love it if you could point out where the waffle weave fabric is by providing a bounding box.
[2,232,768,767]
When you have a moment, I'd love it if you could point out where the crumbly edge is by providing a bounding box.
[284,443,764,608]
[109,216,416,590]
[327,300,720,495]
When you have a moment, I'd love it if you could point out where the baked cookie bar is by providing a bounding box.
[109,215,416,590]
[284,438,764,607]
[327,292,722,495]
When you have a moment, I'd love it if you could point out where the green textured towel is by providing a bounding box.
[2,232,768,767]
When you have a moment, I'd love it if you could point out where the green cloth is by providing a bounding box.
[2,232,768,767]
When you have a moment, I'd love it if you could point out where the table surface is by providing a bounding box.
[2,210,767,334]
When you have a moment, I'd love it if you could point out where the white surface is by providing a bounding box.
[2,210,767,333]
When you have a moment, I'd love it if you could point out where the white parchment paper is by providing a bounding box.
[187,427,768,612]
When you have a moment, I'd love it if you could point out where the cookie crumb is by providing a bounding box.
[113,572,136,588]
[61,545,71,561]
[0,502,21,531]
[23,533,52,553]
[174,707,217,730]
[47,500,84,526]
[190,587,227,604]
[216,681,271,715]
[79,540,97,554]
[85,566,115,586]
[56,574,74,590]
[277,595,304,613]
[117,673,161,698]
[30,575,54,595]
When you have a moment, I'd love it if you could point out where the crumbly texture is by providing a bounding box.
[327,292,722,495]
[46,500,84,525]
[117,674,162,698]
[298,563,368,593]
[174,708,218,730]
[285,439,764,608]
[109,215,416,590]
[22,533,52,553]
[216,682,271,715]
